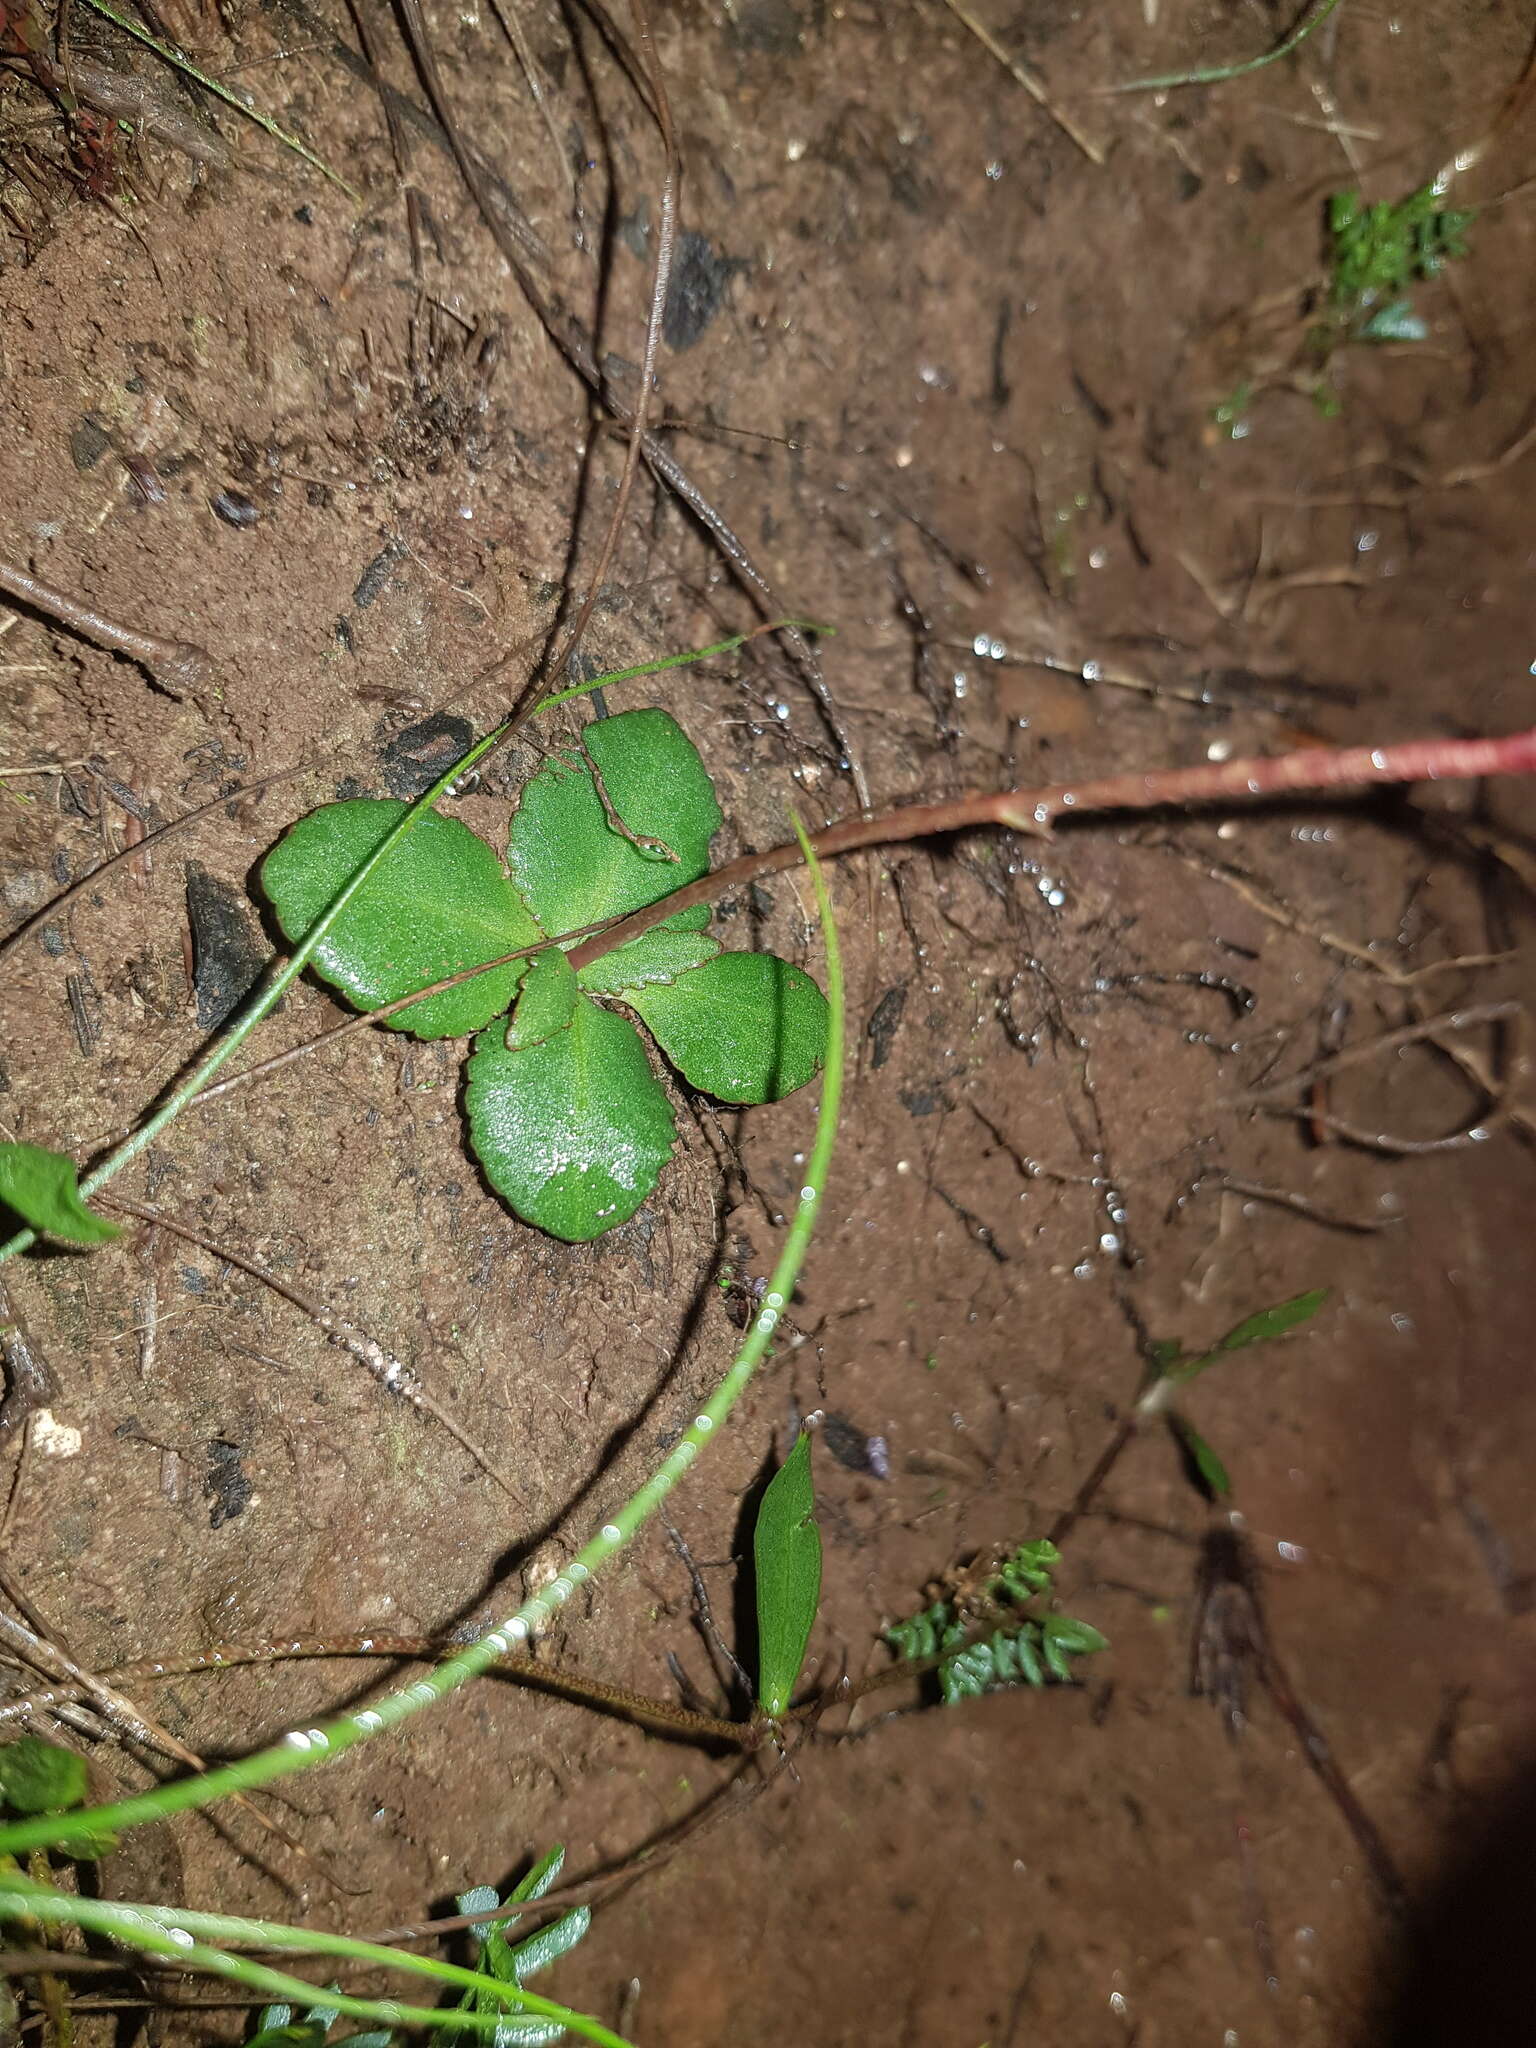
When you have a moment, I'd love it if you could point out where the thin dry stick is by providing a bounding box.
[1278,1098,1511,1156]
[0,1595,314,1868]
[0,558,213,698]
[380,0,863,798]
[565,723,1536,973]
[102,1200,527,1505]
[0,761,313,976]
[938,0,1104,163]
[545,0,678,684]
[0,1635,746,1747]
[1224,1002,1522,1106]
[487,0,571,196]
[1099,0,1348,94]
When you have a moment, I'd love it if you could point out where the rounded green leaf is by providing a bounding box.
[506,945,578,1051]
[0,1735,88,1814]
[628,953,828,1103]
[261,800,542,1039]
[0,1142,120,1245]
[465,996,676,1241]
[754,1431,821,1719]
[508,710,722,936]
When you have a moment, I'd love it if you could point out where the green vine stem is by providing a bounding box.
[0,817,842,1859]
[79,0,361,197]
[1100,0,1347,94]
[0,1875,626,2047]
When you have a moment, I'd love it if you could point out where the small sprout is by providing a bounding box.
[454,1845,592,2046]
[885,1540,1106,1706]
[1309,183,1476,394]
[1153,1288,1328,1501]
[1211,382,1252,439]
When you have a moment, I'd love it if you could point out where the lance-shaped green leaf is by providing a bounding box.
[0,1143,120,1245]
[1170,1413,1232,1499]
[261,800,541,1039]
[508,710,722,934]
[465,998,676,1241]
[754,1430,822,1719]
[629,952,828,1103]
[1170,1288,1328,1383]
[505,945,578,1051]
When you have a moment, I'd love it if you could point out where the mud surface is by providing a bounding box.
[2,1,1536,2042]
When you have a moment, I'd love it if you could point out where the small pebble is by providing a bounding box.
[211,490,260,529]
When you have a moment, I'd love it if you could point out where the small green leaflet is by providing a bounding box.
[455,1845,592,2047]
[246,2017,333,2048]
[575,919,719,995]
[466,1001,677,1243]
[629,954,827,1103]
[0,1142,120,1245]
[507,711,722,933]
[1170,1414,1232,1499]
[1169,1289,1327,1383]
[262,802,540,1039]
[0,1735,88,1814]
[754,1430,822,1720]
[505,946,578,1051]
[260,710,830,1242]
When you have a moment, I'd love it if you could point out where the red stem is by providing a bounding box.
[567,724,1536,971]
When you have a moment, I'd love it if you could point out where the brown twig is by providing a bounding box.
[566,723,1536,972]
[938,0,1104,162]
[0,1633,746,1747]
[545,0,678,684]
[0,1581,317,1873]
[380,0,862,795]
[1224,1002,1522,1106]
[0,760,313,978]
[0,558,213,698]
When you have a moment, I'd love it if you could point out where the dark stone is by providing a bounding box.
[352,540,404,609]
[185,860,268,1031]
[899,1085,952,1118]
[726,0,803,52]
[381,712,476,798]
[821,1412,885,1475]
[69,415,110,471]
[663,232,748,350]
[210,490,260,528]
[205,1438,252,1528]
[866,984,908,1069]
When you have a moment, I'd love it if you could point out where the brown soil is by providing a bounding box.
[3,1,1536,2042]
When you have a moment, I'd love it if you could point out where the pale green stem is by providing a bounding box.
[0,721,508,1266]
[0,1876,628,2047]
[1103,0,1346,92]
